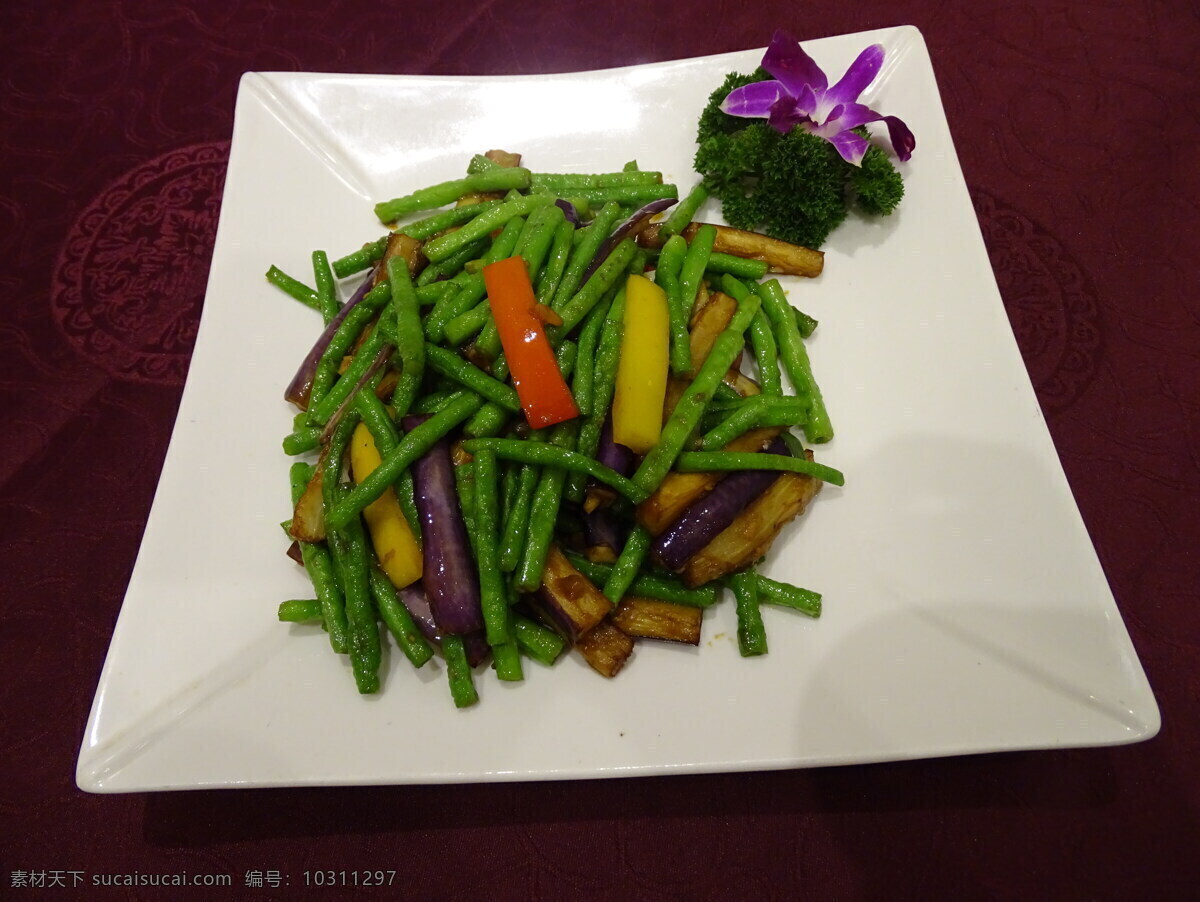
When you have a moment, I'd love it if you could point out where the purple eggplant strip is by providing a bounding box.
[400,582,489,667]
[597,418,635,476]
[554,198,582,227]
[403,414,485,636]
[582,506,628,559]
[651,438,789,571]
[285,267,377,407]
[579,197,677,284]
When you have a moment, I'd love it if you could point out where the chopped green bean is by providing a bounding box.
[660,182,708,238]
[282,425,322,456]
[400,199,503,240]
[551,237,637,339]
[386,258,425,420]
[462,437,646,505]
[758,278,833,443]
[731,570,767,657]
[755,574,822,618]
[367,566,435,668]
[565,286,624,502]
[697,395,808,450]
[332,237,387,278]
[704,252,769,280]
[551,202,622,311]
[417,236,489,287]
[673,451,844,486]
[424,344,521,412]
[307,282,391,416]
[289,463,349,654]
[602,525,651,606]
[535,218,576,305]
[277,598,322,622]
[678,224,716,317]
[794,306,819,338]
[535,183,678,207]
[267,265,320,310]
[565,553,721,607]
[422,194,553,262]
[513,613,566,666]
[441,635,479,708]
[655,233,690,376]
[748,308,782,396]
[375,168,532,224]
[472,448,510,647]
[530,170,664,191]
[513,423,578,592]
[312,250,338,323]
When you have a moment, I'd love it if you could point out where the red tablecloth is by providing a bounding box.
[3,0,1197,898]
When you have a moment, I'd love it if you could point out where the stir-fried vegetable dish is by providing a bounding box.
[270,151,842,706]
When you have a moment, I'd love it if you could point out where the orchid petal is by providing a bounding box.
[879,115,916,161]
[793,83,820,118]
[721,80,788,118]
[825,129,870,166]
[824,101,881,131]
[821,102,917,162]
[767,94,807,134]
[761,29,827,97]
[825,44,884,106]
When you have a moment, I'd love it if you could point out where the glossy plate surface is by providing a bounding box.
[78,26,1159,792]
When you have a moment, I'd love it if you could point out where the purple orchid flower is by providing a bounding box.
[721,30,916,167]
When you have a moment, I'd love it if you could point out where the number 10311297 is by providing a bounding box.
[303,870,396,887]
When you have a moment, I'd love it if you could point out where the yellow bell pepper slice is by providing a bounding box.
[612,274,670,455]
[349,422,423,589]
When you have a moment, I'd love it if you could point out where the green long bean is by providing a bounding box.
[530,170,664,190]
[755,575,822,618]
[472,448,510,647]
[565,287,624,502]
[731,570,767,657]
[660,182,708,238]
[535,218,576,305]
[565,553,721,607]
[512,614,566,666]
[400,199,502,240]
[367,566,434,668]
[388,258,425,420]
[312,250,338,323]
[512,423,578,592]
[375,168,532,224]
[289,462,349,654]
[655,233,690,376]
[551,238,637,338]
[266,265,320,310]
[462,437,646,504]
[673,451,845,486]
[602,525,651,606]
[677,224,716,318]
[441,635,479,708]
[697,395,808,450]
[424,344,521,412]
[757,278,833,443]
[550,202,622,311]
[331,237,388,278]
[421,194,553,262]
[277,598,322,622]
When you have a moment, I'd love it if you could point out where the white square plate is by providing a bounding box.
[78,25,1158,792]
